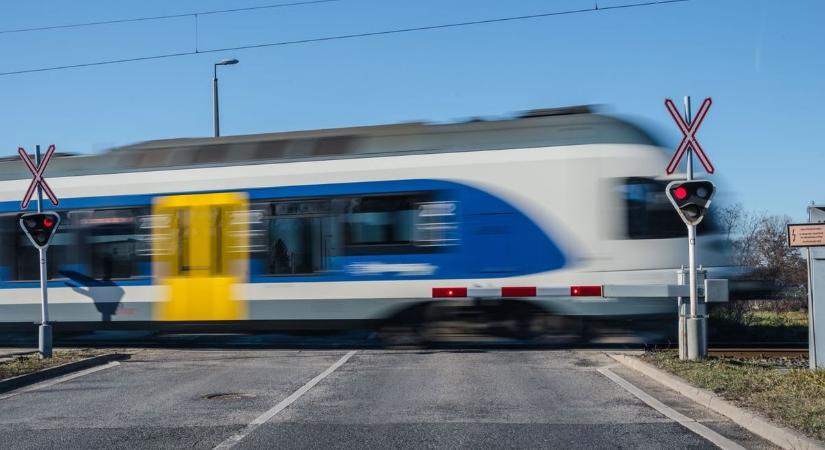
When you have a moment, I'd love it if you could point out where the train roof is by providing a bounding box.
[0,106,660,181]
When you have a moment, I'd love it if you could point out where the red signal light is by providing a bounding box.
[673,186,688,201]
[570,285,602,297]
[432,287,467,298]
[42,216,55,228]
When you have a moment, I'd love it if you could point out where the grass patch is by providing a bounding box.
[0,349,102,380]
[641,349,825,441]
[710,309,808,342]
[745,310,808,328]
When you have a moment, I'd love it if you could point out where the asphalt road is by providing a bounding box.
[0,347,775,450]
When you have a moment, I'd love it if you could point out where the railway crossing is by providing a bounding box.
[0,342,779,450]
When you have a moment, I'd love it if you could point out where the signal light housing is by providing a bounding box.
[19,212,61,248]
[665,180,715,226]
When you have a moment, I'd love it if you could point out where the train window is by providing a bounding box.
[619,178,718,239]
[74,207,151,279]
[0,216,16,279]
[256,193,452,274]
[341,194,436,255]
[266,200,329,275]
[229,208,267,254]
[620,178,685,239]
[414,201,460,247]
[136,213,170,257]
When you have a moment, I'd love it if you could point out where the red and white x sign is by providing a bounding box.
[19,144,59,209]
[665,97,714,175]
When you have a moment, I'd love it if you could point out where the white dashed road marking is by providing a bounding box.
[214,350,357,449]
[598,367,747,450]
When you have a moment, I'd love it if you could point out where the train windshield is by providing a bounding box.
[618,177,718,239]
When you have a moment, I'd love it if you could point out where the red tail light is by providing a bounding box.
[570,285,602,297]
[501,286,537,297]
[432,287,467,298]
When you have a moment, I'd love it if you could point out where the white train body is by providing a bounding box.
[0,108,735,328]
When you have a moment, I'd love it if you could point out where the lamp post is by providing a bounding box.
[213,58,239,137]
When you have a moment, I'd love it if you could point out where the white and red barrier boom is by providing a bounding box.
[432,280,729,302]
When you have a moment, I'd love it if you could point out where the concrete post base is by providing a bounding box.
[686,317,707,360]
[38,323,52,359]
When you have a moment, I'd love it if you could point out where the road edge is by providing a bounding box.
[0,352,130,394]
[609,353,825,450]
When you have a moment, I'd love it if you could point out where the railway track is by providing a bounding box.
[708,348,808,358]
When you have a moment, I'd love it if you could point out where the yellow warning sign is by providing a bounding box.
[788,223,825,247]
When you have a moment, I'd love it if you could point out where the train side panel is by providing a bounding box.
[0,143,731,327]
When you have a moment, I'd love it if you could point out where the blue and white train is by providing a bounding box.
[0,106,737,331]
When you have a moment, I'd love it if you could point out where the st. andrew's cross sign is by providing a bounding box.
[19,144,59,209]
[664,97,714,175]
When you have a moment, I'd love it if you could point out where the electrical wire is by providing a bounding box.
[0,0,689,77]
[0,0,342,35]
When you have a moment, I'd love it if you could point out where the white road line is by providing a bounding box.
[598,367,747,450]
[0,361,121,401]
[214,350,357,450]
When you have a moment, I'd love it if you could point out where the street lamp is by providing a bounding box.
[213,58,239,137]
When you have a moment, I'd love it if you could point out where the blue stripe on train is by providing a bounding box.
[0,179,567,287]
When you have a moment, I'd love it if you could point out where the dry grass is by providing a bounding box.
[0,349,102,380]
[641,350,825,441]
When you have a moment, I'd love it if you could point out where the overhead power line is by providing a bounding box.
[0,0,342,35]
[0,0,689,77]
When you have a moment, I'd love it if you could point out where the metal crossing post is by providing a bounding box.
[681,96,708,360]
[677,267,687,360]
[686,221,707,359]
[806,205,825,369]
[35,145,52,358]
[17,144,60,359]
[678,266,707,360]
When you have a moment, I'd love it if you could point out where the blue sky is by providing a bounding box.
[0,0,822,219]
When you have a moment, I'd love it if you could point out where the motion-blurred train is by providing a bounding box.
[0,106,740,332]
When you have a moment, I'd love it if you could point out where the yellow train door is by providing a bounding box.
[151,192,248,321]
